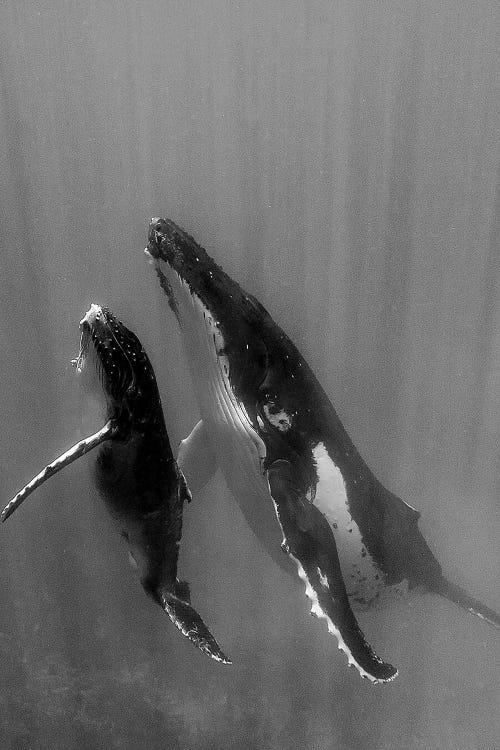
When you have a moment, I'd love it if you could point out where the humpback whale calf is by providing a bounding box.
[2,304,230,665]
[146,217,499,684]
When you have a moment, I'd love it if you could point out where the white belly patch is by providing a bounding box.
[312,442,410,608]
[155,259,268,507]
[154,258,410,610]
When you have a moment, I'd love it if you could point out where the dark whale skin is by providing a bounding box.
[145,217,500,684]
[80,305,230,664]
[2,304,230,665]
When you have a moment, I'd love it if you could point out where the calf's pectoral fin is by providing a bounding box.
[1,421,116,522]
[266,459,398,684]
[177,420,219,494]
[154,588,231,665]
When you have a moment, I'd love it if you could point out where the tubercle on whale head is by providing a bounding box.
[76,303,160,431]
[146,217,197,266]
[145,217,275,328]
[144,218,300,404]
[145,217,228,293]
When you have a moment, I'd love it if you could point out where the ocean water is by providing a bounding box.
[0,2,499,748]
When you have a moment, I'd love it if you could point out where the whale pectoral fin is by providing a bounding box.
[1,421,116,522]
[266,459,398,684]
[177,420,219,495]
[158,589,231,665]
[178,469,193,504]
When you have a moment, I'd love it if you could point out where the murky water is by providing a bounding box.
[0,2,498,748]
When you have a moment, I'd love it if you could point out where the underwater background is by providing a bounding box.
[0,2,499,748]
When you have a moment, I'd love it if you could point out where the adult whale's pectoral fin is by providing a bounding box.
[267,459,398,684]
[158,589,231,665]
[1,421,116,523]
[177,420,219,495]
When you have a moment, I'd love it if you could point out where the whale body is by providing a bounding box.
[146,217,500,684]
[2,304,229,665]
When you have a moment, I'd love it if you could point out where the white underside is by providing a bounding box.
[150,258,408,681]
[152,258,410,614]
[154,259,274,529]
[312,442,410,608]
[294,557,396,683]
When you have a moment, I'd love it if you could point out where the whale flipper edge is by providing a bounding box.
[3,304,230,667]
[159,589,231,664]
[267,459,397,684]
[1,421,116,523]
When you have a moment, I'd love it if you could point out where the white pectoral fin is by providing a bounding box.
[177,420,219,494]
[159,589,231,665]
[266,459,398,684]
[1,421,115,522]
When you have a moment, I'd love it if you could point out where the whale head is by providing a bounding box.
[73,304,160,433]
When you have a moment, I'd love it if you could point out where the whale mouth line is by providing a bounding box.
[71,325,92,373]
[71,304,139,410]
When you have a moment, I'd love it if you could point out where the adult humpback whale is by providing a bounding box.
[146,217,500,684]
[2,304,229,665]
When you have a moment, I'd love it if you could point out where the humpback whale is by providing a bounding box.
[2,304,230,665]
[145,217,500,684]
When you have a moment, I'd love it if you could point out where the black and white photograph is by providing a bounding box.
[0,2,498,748]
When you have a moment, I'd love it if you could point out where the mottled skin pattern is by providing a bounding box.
[146,217,499,683]
[80,306,229,663]
[2,305,229,664]
[87,308,185,596]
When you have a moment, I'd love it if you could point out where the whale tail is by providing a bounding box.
[156,586,231,664]
[432,577,500,629]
